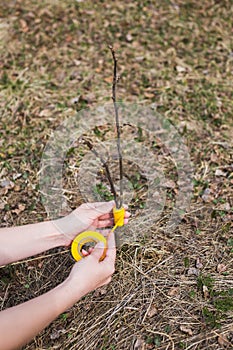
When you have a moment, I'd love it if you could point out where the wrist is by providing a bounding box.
[54,212,87,246]
[35,221,69,247]
[58,276,85,306]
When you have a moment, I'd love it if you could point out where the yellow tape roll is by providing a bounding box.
[71,231,107,262]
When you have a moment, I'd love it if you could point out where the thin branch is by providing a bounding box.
[80,137,118,204]
[109,45,123,209]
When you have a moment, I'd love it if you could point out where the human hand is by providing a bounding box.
[65,229,116,301]
[55,201,130,246]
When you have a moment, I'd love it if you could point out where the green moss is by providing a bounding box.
[214,297,233,312]
[202,307,221,328]
[214,289,233,312]
[197,274,215,294]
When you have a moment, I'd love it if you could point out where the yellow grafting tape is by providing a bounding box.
[71,231,107,262]
[113,206,125,227]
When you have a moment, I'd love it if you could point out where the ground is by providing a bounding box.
[0,0,233,349]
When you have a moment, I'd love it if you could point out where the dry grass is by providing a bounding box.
[0,0,233,349]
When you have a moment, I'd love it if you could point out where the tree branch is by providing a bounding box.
[79,137,118,204]
[109,45,123,209]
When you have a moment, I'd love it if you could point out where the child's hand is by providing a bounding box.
[56,201,130,246]
[65,230,116,301]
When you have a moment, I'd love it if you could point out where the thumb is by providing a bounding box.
[91,201,115,217]
[91,241,106,261]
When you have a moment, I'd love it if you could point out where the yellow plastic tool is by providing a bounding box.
[71,206,125,262]
[71,231,107,262]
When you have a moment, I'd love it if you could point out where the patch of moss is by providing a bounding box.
[197,274,215,294]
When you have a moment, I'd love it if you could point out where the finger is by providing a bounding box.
[99,209,130,221]
[124,211,131,218]
[105,230,116,262]
[79,201,114,213]
[92,201,115,213]
[90,241,105,261]
[96,276,112,289]
[96,205,131,224]
[98,215,130,228]
[97,218,114,228]
[81,247,94,256]
[98,212,113,220]
[102,276,112,285]
[88,201,115,220]
[81,249,89,256]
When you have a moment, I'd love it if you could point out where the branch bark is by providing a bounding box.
[80,137,118,204]
[109,45,123,209]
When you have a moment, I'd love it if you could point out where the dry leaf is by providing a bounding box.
[144,92,154,98]
[187,267,200,276]
[38,261,44,269]
[215,169,227,177]
[104,76,113,83]
[163,179,176,189]
[13,173,22,180]
[20,19,28,32]
[65,35,73,42]
[180,325,193,336]
[203,285,209,299]
[13,185,21,192]
[126,33,133,42]
[219,202,231,211]
[195,258,203,269]
[82,93,96,103]
[50,329,66,340]
[0,179,14,189]
[217,263,227,273]
[134,338,145,350]
[12,204,25,215]
[176,65,186,73]
[73,59,81,66]
[201,188,211,202]
[168,287,180,297]
[147,304,158,318]
[93,286,108,297]
[39,109,53,118]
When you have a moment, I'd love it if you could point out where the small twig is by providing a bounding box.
[0,284,10,310]
[109,45,123,209]
[80,137,118,204]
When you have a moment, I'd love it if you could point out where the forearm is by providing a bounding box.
[0,221,68,266]
[0,279,80,350]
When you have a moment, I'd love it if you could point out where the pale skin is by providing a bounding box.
[0,201,130,350]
